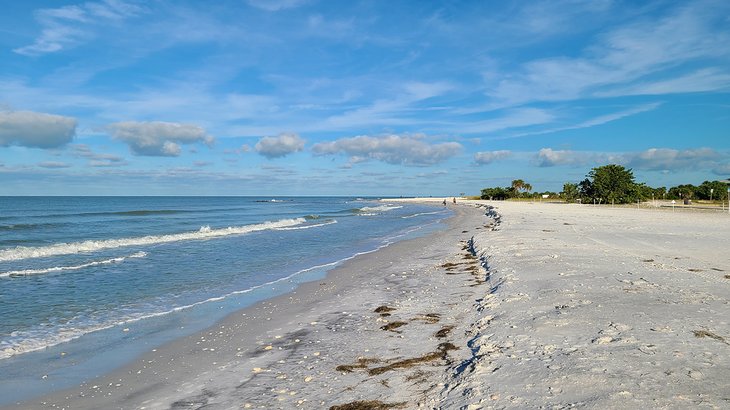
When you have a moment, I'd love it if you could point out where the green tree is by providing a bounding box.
[480,187,511,200]
[667,184,697,200]
[561,183,579,202]
[578,178,594,200]
[510,179,533,198]
[587,164,638,204]
[696,180,728,201]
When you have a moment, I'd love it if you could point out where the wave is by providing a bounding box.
[355,205,403,213]
[0,252,147,278]
[401,211,444,219]
[0,237,394,360]
[2,207,257,221]
[275,219,338,230]
[0,222,65,231]
[0,218,306,262]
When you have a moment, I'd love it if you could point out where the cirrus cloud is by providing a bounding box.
[0,110,76,148]
[107,121,214,157]
[254,133,305,158]
[312,134,462,166]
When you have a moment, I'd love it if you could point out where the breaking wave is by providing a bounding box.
[0,218,306,262]
[0,252,148,278]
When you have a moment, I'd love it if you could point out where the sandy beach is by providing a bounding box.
[6,200,730,409]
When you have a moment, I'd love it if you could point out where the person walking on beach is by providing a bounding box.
[452,197,456,204]
[443,199,447,206]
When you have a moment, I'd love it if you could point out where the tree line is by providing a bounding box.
[481,164,729,204]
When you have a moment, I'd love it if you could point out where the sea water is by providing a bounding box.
[0,196,449,403]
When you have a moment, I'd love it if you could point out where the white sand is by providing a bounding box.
[437,200,730,409]
[7,200,729,409]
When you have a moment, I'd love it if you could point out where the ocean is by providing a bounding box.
[0,196,450,403]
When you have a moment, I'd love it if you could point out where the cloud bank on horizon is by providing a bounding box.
[0,0,728,195]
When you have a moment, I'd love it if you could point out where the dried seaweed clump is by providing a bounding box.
[380,321,408,332]
[329,400,407,410]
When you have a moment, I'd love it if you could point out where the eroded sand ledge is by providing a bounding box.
[8,200,730,409]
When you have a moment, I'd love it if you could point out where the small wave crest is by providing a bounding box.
[0,222,64,232]
[0,218,306,262]
[401,211,443,219]
[0,252,148,278]
[275,219,338,230]
[356,205,403,213]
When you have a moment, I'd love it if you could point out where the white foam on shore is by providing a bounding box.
[0,252,147,278]
[358,205,402,213]
[0,223,410,361]
[0,218,306,262]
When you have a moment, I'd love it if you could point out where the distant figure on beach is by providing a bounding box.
[443,199,447,206]
[452,197,456,204]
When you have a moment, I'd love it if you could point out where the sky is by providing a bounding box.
[0,0,729,196]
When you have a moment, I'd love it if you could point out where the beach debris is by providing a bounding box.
[304,376,313,382]
[264,345,273,350]
[413,313,440,324]
[380,321,407,332]
[336,358,380,373]
[329,400,407,410]
[367,343,458,376]
[688,370,704,380]
[252,367,264,373]
[435,326,454,338]
[374,305,395,315]
[692,330,728,344]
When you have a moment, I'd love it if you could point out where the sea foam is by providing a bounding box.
[357,205,403,213]
[0,218,306,262]
[0,252,148,278]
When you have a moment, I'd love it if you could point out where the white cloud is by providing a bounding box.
[488,3,730,105]
[38,161,71,169]
[597,68,730,97]
[72,144,128,167]
[507,103,662,139]
[458,108,554,134]
[534,148,605,167]
[534,147,725,171]
[312,134,462,166]
[254,133,305,158]
[626,147,721,171]
[474,150,512,165]
[0,111,76,148]
[14,0,145,56]
[712,163,730,176]
[107,121,214,157]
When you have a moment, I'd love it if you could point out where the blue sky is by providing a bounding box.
[0,0,728,196]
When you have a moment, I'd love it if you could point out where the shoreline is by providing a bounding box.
[7,202,488,409]
[7,199,729,408]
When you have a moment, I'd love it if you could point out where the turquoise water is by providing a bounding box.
[0,196,449,403]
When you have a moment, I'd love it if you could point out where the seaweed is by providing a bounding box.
[374,306,396,314]
[367,343,457,376]
[336,358,381,373]
[329,400,407,410]
[435,325,454,338]
[693,330,729,345]
[380,321,408,332]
